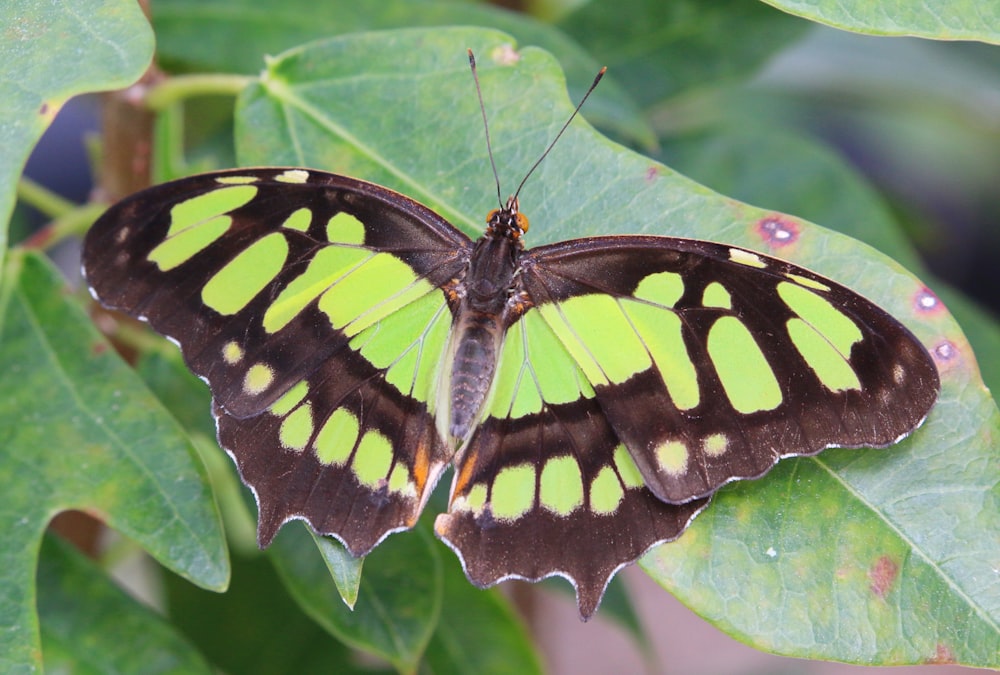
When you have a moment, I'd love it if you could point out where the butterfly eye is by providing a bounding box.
[516,212,529,233]
[486,209,500,224]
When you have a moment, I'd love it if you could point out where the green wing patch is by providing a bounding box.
[520,236,939,505]
[84,168,469,554]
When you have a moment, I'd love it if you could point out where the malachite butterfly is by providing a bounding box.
[82,58,939,620]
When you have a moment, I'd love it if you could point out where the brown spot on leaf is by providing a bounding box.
[645,166,659,182]
[90,341,108,356]
[924,643,956,665]
[868,554,899,599]
[755,215,799,248]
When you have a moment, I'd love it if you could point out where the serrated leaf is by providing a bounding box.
[151,0,653,147]
[0,0,152,270]
[230,27,999,666]
[37,534,213,674]
[0,251,227,674]
[762,0,1000,43]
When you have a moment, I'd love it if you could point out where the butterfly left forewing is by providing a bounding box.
[519,235,940,504]
[84,168,471,553]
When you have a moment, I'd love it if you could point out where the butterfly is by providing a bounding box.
[82,56,939,619]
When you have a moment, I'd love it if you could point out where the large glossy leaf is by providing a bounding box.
[0,251,228,674]
[38,534,213,674]
[152,0,652,146]
[762,0,1000,43]
[0,0,152,271]
[230,28,999,666]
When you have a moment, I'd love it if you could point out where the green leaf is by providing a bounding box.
[761,0,1000,43]
[661,118,1000,399]
[0,251,227,674]
[270,522,442,673]
[233,27,999,666]
[311,532,364,611]
[558,0,810,107]
[152,0,653,147]
[0,0,152,271]
[164,548,376,675]
[422,537,543,675]
[38,533,213,674]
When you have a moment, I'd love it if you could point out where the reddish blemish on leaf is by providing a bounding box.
[91,341,108,356]
[39,102,48,116]
[924,643,956,664]
[868,554,898,599]
[645,166,658,182]
[754,215,799,248]
[933,340,958,364]
[914,287,944,315]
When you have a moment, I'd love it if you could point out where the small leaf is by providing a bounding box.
[270,522,441,673]
[312,531,364,610]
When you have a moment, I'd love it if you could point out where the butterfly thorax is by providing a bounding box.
[437,200,527,448]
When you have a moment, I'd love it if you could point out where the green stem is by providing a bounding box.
[144,73,253,111]
[17,176,77,219]
[23,203,107,251]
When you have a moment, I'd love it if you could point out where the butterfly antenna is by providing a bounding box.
[512,65,606,201]
[468,49,504,210]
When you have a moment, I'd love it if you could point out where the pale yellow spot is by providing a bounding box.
[613,445,645,489]
[279,403,313,451]
[787,273,831,292]
[656,440,689,476]
[704,433,728,457]
[388,463,416,497]
[243,363,274,395]
[269,381,308,416]
[729,248,767,269]
[314,408,359,465]
[222,341,243,365]
[281,207,312,232]
[893,364,905,385]
[214,175,257,185]
[703,282,732,309]
[589,466,625,516]
[275,169,309,183]
[327,212,366,245]
[539,456,584,516]
[456,483,488,515]
[490,464,536,521]
[352,430,393,488]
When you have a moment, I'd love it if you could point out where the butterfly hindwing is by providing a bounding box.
[84,168,470,554]
[437,365,708,618]
[517,235,940,504]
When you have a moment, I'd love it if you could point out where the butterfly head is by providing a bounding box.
[486,195,529,241]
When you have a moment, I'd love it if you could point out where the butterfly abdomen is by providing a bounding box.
[436,229,523,445]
